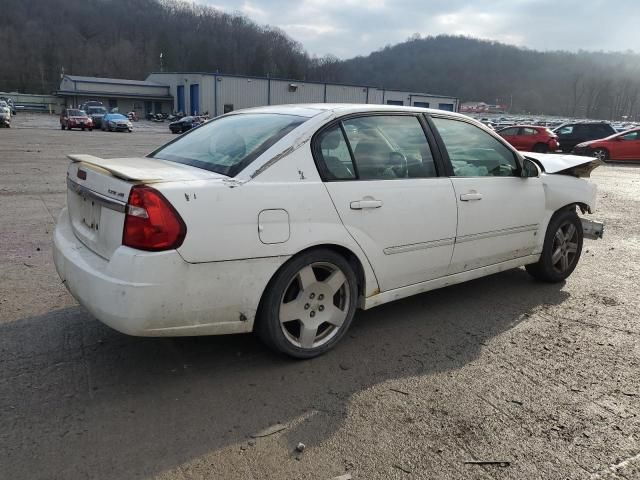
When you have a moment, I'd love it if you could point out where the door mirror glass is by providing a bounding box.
[522,158,539,178]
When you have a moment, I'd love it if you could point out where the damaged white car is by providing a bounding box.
[53,105,604,358]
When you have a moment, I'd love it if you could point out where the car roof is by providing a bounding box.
[233,103,467,119]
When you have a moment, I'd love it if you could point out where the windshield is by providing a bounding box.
[88,107,107,114]
[151,113,307,176]
[68,109,84,116]
[106,114,127,120]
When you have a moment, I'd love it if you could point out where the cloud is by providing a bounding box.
[195,0,640,58]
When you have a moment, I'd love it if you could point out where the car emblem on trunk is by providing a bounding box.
[77,169,87,180]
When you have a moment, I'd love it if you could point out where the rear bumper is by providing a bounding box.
[53,208,287,336]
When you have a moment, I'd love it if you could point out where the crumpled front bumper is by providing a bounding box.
[581,218,604,239]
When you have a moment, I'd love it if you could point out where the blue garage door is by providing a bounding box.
[414,101,430,108]
[386,100,404,106]
[190,84,199,115]
[177,85,185,114]
[438,103,454,111]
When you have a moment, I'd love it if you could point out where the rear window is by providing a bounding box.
[151,113,306,176]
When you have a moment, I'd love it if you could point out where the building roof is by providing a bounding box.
[65,75,167,87]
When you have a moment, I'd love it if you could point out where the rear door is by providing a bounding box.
[498,127,522,149]
[520,127,540,151]
[429,115,545,273]
[318,114,458,292]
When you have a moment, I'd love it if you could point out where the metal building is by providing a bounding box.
[56,75,173,115]
[145,72,459,116]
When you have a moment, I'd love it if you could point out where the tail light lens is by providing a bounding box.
[123,185,186,251]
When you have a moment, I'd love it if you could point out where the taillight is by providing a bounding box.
[123,185,186,251]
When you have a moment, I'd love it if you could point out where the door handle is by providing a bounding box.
[460,192,483,201]
[350,199,383,210]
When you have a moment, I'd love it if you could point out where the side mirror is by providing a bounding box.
[521,158,539,178]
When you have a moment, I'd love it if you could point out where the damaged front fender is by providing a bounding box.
[524,152,604,178]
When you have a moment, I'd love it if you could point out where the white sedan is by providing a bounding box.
[53,104,604,358]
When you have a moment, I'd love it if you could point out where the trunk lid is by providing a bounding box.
[65,155,225,259]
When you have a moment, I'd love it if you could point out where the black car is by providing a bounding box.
[169,116,203,134]
[553,122,616,153]
[85,105,108,128]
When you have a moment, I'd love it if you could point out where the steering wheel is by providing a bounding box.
[387,151,408,178]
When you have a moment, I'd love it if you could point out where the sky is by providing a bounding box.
[194,0,640,59]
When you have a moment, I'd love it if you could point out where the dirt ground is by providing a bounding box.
[1,113,639,480]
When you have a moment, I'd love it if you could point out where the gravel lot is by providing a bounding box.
[1,113,639,480]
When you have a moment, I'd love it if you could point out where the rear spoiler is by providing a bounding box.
[67,154,164,182]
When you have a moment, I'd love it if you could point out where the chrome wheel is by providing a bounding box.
[279,262,350,349]
[551,221,579,274]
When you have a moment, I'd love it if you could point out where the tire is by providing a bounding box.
[61,124,65,130]
[532,143,549,153]
[593,148,609,161]
[256,248,359,359]
[81,127,85,131]
[526,209,583,283]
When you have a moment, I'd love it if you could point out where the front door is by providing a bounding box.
[430,116,545,273]
[317,114,458,291]
[615,130,640,160]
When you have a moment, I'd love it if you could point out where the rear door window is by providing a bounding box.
[500,127,519,136]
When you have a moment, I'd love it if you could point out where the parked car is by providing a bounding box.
[0,97,17,115]
[169,115,204,134]
[553,122,616,153]
[80,100,104,112]
[101,113,133,132]
[53,104,604,358]
[0,100,11,127]
[60,108,93,131]
[572,127,640,161]
[497,125,559,153]
[85,105,108,128]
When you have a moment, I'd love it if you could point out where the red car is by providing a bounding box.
[497,125,559,153]
[60,108,93,131]
[572,128,640,161]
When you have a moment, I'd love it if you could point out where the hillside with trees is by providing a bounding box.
[0,0,311,93]
[321,35,640,120]
[1,0,639,119]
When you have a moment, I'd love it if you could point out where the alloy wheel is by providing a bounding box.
[279,262,350,349]
[551,221,579,274]
[594,149,608,161]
